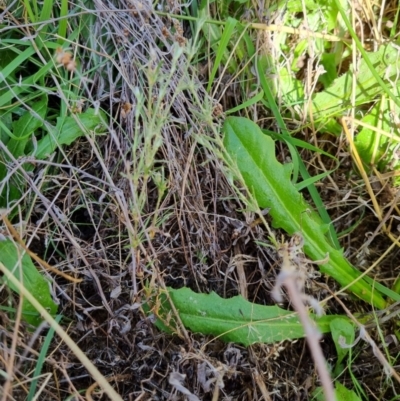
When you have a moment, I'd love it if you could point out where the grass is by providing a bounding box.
[1,0,400,400]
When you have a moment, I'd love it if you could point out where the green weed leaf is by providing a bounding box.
[147,287,341,346]
[330,318,355,367]
[314,382,362,401]
[0,239,57,326]
[8,96,48,157]
[223,116,386,308]
[335,382,362,401]
[33,108,106,159]
[354,98,400,185]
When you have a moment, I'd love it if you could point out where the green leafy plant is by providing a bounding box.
[330,318,356,375]
[0,2,108,328]
[313,382,362,401]
[145,287,343,346]
[0,239,57,326]
[305,43,400,137]
[0,99,106,207]
[222,116,387,309]
[313,317,361,401]
[313,319,362,401]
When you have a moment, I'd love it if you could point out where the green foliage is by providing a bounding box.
[27,314,61,399]
[313,382,362,401]
[311,44,400,132]
[0,0,107,327]
[354,98,400,185]
[223,116,386,309]
[256,55,340,249]
[312,319,362,400]
[0,239,57,326]
[33,108,107,160]
[330,318,355,374]
[146,287,342,346]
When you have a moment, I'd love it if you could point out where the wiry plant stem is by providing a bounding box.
[281,276,335,401]
[273,237,335,401]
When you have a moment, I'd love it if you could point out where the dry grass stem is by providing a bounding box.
[273,235,335,401]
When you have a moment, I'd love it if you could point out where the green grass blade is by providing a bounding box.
[39,0,53,23]
[226,90,264,114]
[0,63,54,108]
[27,315,62,401]
[263,129,338,160]
[364,275,400,302]
[22,0,37,23]
[58,0,69,42]
[295,170,337,192]
[207,17,237,93]
[0,47,36,82]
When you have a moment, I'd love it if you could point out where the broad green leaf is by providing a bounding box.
[223,116,386,309]
[319,53,338,88]
[276,66,305,109]
[147,287,342,346]
[8,96,48,157]
[335,382,362,401]
[330,318,355,367]
[0,96,48,206]
[0,239,57,326]
[33,108,106,159]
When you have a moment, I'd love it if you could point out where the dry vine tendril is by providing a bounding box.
[272,233,335,401]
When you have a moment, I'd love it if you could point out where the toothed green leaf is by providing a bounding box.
[223,116,386,308]
[146,287,341,346]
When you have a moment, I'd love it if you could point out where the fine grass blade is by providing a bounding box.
[226,90,264,114]
[207,17,237,93]
[27,315,62,400]
[57,0,69,43]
